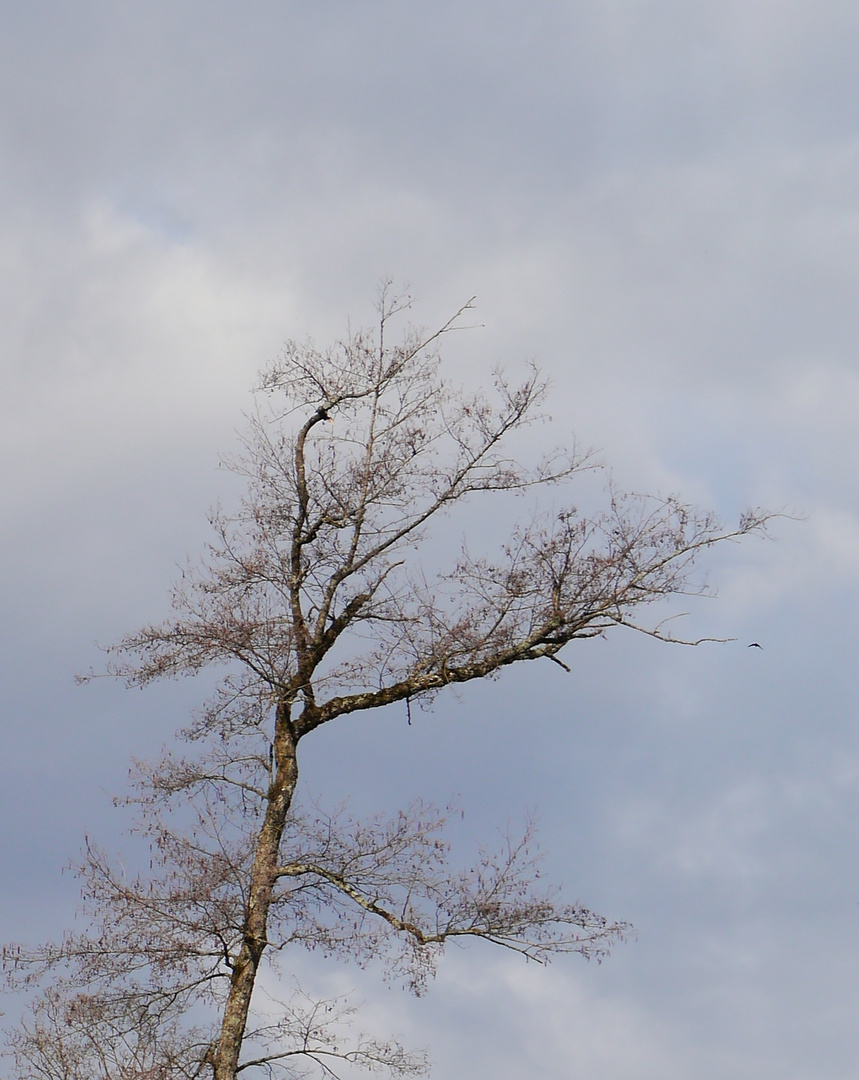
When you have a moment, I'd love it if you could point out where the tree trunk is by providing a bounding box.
[213,704,299,1080]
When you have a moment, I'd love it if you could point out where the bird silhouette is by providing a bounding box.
[748,642,763,649]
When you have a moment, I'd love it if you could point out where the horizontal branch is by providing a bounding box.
[272,857,626,965]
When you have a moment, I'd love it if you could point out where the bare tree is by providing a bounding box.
[3,287,771,1079]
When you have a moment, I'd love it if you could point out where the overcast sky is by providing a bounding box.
[2,3,859,1077]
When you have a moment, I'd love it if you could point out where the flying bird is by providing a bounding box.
[748,642,763,649]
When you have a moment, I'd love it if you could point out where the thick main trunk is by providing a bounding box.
[212,705,299,1080]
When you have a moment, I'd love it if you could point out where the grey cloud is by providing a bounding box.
[2,3,859,1077]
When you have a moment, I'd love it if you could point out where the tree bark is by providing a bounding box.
[213,702,299,1080]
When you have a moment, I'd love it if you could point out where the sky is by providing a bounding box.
[2,2,859,1077]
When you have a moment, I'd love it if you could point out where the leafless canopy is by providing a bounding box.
[3,286,771,1079]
